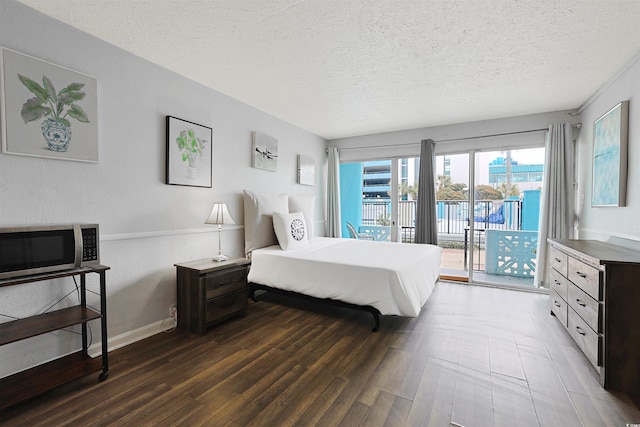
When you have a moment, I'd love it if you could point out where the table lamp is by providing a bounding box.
[205,202,235,262]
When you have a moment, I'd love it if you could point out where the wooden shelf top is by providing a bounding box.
[0,265,110,287]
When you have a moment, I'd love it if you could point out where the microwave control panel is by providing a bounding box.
[81,227,99,263]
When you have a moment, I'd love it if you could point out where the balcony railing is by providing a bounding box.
[362,199,523,236]
[357,199,534,283]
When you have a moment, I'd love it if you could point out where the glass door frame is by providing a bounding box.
[390,159,399,242]
[467,150,477,283]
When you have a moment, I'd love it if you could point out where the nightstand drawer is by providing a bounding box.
[550,246,568,277]
[550,288,568,327]
[206,289,247,324]
[550,268,568,301]
[204,266,247,299]
[568,282,601,333]
[568,257,601,300]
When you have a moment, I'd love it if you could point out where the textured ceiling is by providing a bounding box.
[16,0,640,140]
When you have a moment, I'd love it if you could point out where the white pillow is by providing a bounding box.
[288,195,315,238]
[273,212,308,251]
[243,190,289,256]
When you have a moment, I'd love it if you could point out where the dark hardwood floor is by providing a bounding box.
[1,281,639,426]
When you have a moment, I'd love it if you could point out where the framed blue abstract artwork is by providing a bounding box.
[592,101,629,207]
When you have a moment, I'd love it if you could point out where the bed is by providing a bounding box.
[243,190,442,331]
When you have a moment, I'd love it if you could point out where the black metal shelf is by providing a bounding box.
[0,265,110,410]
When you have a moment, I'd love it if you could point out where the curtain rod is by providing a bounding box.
[332,123,582,152]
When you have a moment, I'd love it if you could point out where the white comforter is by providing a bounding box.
[248,237,442,317]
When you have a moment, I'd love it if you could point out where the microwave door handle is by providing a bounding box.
[73,225,83,268]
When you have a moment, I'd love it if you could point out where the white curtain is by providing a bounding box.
[326,147,342,237]
[534,123,575,288]
[415,139,438,244]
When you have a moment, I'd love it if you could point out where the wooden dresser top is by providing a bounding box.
[549,239,640,265]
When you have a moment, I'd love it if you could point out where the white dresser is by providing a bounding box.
[548,239,640,393]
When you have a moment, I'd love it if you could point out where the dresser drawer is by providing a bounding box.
[204,266,247,299]
[550,288,568,327]
[206,289,247,324]
[568,282,601,333]
[550,268,568,301]
[568,257,601,300]
[550,246,568,277]
[568,307,601,368]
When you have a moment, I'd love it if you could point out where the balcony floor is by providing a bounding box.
[441,248,536,288]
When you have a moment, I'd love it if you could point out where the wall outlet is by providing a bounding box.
[169,304,177,319]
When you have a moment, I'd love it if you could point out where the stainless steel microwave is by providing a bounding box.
[0,224,100,280]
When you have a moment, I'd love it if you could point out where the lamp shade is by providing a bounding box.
[205,203,235,225]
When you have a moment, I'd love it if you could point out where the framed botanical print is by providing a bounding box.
[166,116,212,188]
[1,47,99,162]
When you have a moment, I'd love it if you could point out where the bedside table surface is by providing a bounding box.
[174,257,250,273]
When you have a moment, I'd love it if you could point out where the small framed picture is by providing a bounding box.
[252,131,278,172]
[297,154,315,186]
[166,116,212,188]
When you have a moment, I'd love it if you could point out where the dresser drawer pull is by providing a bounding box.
[576,271,587,278]
[575,298,586,307]
[575,326,587,336]
[554,279,561,286]
[554,258,562,263]
[553,300,562,308]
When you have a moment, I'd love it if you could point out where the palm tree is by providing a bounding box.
[399,182,418,200]
[437,174,452,191]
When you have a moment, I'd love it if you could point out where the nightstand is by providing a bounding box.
[175,258,250,335]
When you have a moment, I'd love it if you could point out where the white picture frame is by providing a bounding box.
[297,154,315,186]
[591,101,629,207]
[252,131,278,172]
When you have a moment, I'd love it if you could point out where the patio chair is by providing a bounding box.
[346,222,375,240]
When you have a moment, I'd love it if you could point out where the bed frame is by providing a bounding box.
[249,282,382,332]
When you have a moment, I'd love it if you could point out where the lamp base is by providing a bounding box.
[212,254,228,263]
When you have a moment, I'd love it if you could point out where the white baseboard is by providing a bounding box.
[88,316,176,357]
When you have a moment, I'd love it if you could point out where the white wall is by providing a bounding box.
[0,1,326,378]
[576,52,640,249]
[329,110,577,161]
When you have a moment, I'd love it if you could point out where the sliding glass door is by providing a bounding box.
[471,148,544,287]
[339,143,544,289]
[435,153,471,281]
[435,147,544,286]
[341,158,419,243]
[341,160,394,241]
